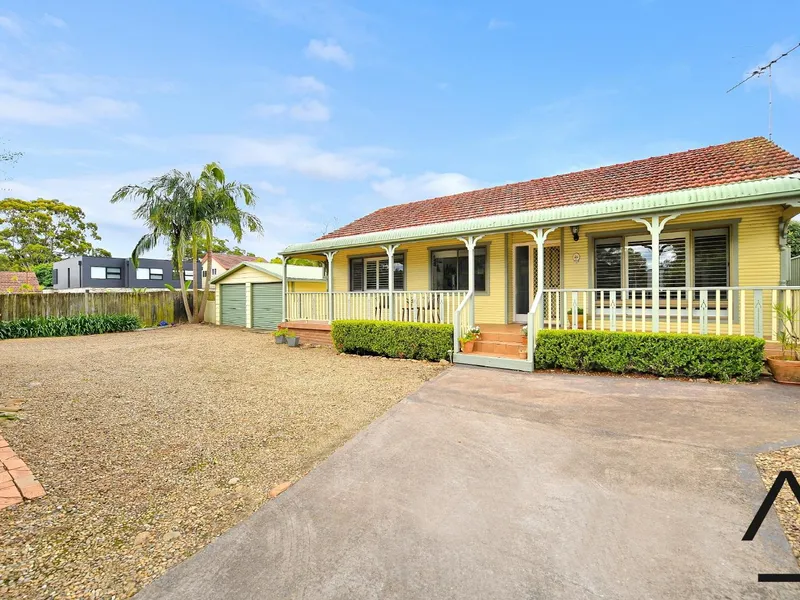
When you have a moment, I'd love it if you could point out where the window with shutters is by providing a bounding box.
[349,254,405,291]
[594,228,728,293]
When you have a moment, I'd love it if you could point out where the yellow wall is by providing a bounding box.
[329,205,782,325]
[292,281,327,292]
[218,267,281,284]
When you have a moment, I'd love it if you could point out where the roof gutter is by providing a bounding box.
[282,175,800,255]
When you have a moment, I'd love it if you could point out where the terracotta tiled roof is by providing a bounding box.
[201,253,261,270]
[0,271,40,292]
[320,137,800,240]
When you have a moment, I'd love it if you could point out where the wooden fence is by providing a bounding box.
[0,291,192,327]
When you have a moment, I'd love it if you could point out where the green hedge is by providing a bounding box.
[0,314,142,340]
[331,320,453,361]
[534,330,765,382]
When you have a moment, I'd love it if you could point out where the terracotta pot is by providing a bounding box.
[518,348,528,360]
[766,355,800,385]
[568,315,584,329]
[461,340,475,353]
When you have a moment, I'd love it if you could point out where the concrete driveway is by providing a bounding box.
[136,368,800,599]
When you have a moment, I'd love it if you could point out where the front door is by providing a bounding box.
[513,244,561,322]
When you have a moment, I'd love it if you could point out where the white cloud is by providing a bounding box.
[254,181,287,195]
[0,15,23,38]
[305,39,353,69]
[43,13,67,28]
[371,172,481,204]
[0,93,138,126]
[253,99,330,122]
[192,135,389,180]
[287,75,327,94]
[488,18,513,30]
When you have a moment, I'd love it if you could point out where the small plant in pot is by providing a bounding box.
[285,330,300,347]
[766,303,800,384]
[467,325,481,340]
[459,331,477,353]
[273,329,288,344]
[568,307,584,329]
[519,325,529,360]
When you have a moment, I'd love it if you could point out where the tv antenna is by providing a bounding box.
[727,42,800,140]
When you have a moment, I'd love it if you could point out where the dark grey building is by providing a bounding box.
[52,256,202,290]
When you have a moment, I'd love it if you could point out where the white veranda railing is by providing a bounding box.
[286,290,467,324]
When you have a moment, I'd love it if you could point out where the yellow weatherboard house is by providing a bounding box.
[279,137,800,371]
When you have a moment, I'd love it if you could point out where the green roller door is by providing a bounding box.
[220,283,246,327]
[252,283,282,330]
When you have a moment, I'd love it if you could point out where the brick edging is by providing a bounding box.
[0,433,45,509]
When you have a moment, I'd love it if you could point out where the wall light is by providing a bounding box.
[570,225,580,242]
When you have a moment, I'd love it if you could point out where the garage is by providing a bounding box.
[211,261,326,330]
[219,283,246,327]
[252,283,282,330]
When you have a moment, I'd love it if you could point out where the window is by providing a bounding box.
[431,246,487,292]
[212,268,217,275]
[90,266,121,280]
[202,270,207,278]
[594,228,728,291]
[137,267,163,280]
[594,239,622,289]
[693,229,728,288]
[184,270,194,281]
[52,269,58,285]
[625,234,687,289]
[349,255,405,291]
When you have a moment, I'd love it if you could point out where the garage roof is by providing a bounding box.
[211,261,325,284]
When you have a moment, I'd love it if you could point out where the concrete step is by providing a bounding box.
[454,351,532,372]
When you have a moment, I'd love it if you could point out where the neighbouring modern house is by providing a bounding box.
[212,261,326,333]
[52,256,202,291]
[277,137,800,370]
[0,271,40,293]
[201,253,262,290]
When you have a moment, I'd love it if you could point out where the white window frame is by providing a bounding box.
[91,266,121,280]
[623,231,689,289]
[137,267,163,281]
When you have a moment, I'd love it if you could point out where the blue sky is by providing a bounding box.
[1,0,799,259]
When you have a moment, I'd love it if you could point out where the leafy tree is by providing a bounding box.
[33,263,53,287]
[0,198,110,270]
[788,220,800,257]
[270,256,322,267]
[184,236,256,259]
[112,164,261,323]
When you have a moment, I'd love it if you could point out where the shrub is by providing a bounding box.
[534,329,765,382]
[331,320,453,361]
[0,314,141,340]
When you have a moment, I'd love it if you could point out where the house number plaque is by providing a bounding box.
[573,253,580,263]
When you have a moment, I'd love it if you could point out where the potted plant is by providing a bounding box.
[273,329,288,344]
[766,303,800,384]
[567,307,584,329]
[519,325,528,360]
[468,325,481,340]
[459,331,477,353]
[285,330,300,347]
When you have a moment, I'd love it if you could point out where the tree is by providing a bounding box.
[194,164,263,322]
[0,198,110,270]
[33,263,53,288]
[111,164,261,324]
[788,220,800,257]
[269,256,322,267]
[184,236,256,259]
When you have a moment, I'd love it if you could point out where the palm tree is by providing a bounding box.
[194,163,262,322]
[111,170,199,321]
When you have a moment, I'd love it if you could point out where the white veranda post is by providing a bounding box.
[456,235,484,327]
[380,244,400,320]
[324,251,337,323]
[524,227,556,327]
[280,255,288,323]
[632,214,679,333]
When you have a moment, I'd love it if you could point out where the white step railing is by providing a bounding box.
[286,290,467,324]
[453,290,473,352]
[539,287,800,341]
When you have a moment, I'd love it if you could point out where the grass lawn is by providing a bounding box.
[0,325,446,599]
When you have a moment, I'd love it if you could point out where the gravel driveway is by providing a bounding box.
[0,325,445,599]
